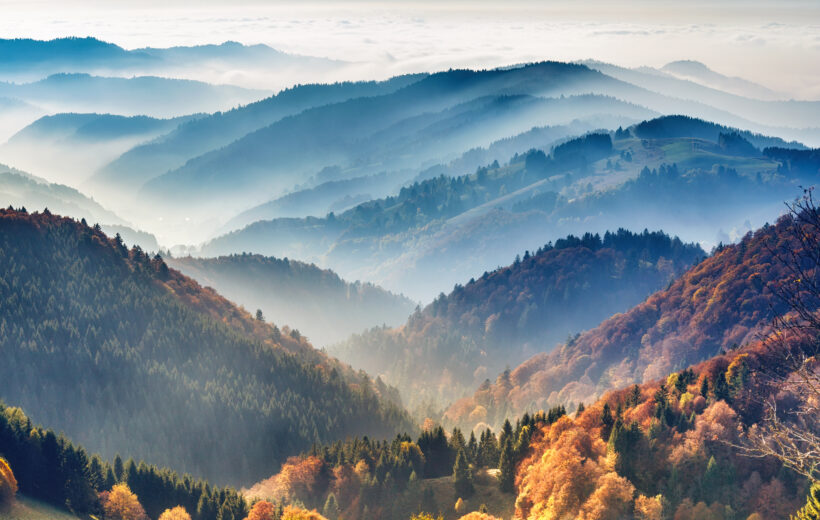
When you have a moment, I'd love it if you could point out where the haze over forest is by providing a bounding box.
[0,2,818,520]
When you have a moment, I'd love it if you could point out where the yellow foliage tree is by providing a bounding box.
[158,505,192,520]
[458,513,501,520]
[245,500,278,520]
[634,494,663,520]
[0,457,18,507]
[577,472,635,520]
[102,483,147,520]
[411,514,443,520]
[281,505,327,520]
[455,497,465,513]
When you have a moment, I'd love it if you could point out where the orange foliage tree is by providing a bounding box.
[158,505,191,520]
[577,472,635,520]
[275,456,327,502]
[245,500,278,520]
[101,483,148,520]
[0,457,17,507]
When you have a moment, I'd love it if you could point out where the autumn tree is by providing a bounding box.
[245,500,278,520]
[280,505,327,520]
[158,506,192,520]
[634,494,663,520]
[102,483,148,520]
[577,472,635,520]
[0,458,17,507]
[741,191,820,481]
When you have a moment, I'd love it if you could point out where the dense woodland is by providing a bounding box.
[1,43,819,520]
[333,229,703,413]
[0,402,248,519]
[445,210,812,431]
[246,407,567,520]
[205,131,619,256]
[251,201,820,520]
[199,116,811,303]
[0,209,414,486]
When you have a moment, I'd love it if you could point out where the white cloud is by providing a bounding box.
[0,2,818,99]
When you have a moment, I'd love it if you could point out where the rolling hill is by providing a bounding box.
[0,208,414,486]
[0,37,349,89]
[444,208,814,431]
[332,229,704,411]
[90,73,425,200]
[0,163,125,225]
[0,113,199,185]
[139,65,656,220]
[248,199,819,520]
[0,73,267,119]
[167,253,416,347]
[200,116,812,301]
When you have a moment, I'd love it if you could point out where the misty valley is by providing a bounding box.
[0,7,819,520]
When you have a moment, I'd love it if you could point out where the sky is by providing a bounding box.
[0,0,819,98]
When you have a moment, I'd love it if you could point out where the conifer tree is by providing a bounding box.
[498,438,515,493]
[601,402,615,440]
[452,449,474,498]
[322,493,340,520]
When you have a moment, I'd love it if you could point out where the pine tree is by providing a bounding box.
[713,372,731,402]
[629,384,641,407]
[114,455,124,482]
[699,376,710,398]
[452,448,474,498]
[467,431,478,463]
[601,402,615,440]
[498,438,515,493]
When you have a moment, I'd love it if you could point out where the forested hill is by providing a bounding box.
[167,254,416,347]
[0,208,415,486]
[332,229,704,412]
[445,213,808,431]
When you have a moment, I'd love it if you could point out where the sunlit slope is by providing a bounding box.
[0,209,414,486]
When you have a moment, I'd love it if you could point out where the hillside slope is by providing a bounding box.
[333,229,703,411]
[0,163,125,226]
[91,74,425,198]
[444,211,807,430]
[167,254,416,347]
[201,116,812,301]
[512,334,812,520]
[0,209,414,486]
[0,113,198,185]
[0,495,83,520]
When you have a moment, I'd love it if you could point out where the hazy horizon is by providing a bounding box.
[1,0,819,99]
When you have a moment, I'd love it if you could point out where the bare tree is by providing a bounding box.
[740,189,820,481]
